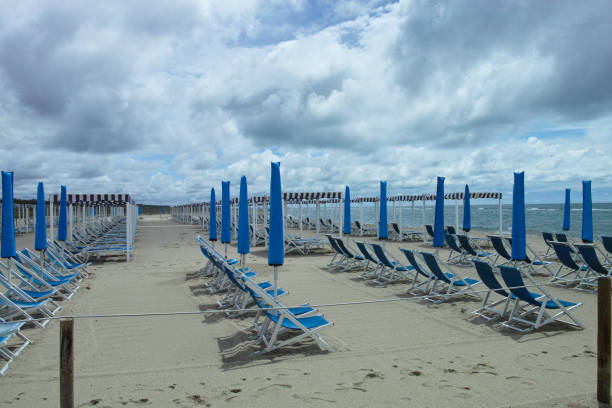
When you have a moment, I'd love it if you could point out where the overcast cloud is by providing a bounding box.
[1,0,611,204]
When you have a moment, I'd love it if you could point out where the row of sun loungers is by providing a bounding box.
[0,219,131,374]
[326,234,590,332]
[196,236,334,353]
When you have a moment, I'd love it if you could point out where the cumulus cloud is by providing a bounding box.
[0,0,611,204]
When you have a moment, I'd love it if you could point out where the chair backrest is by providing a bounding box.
[456,234,477,256]
[542,232,554,247]
[575,244,609,275]
[355,221,362,229]
[444,233,463,254]
[602,236,612,255]
[488,235,511,261]
[400,248,429,277]
[420,252,451,283]
[550,242,579,270]
[336,239,356,259]
[371,244,394,268]
[392,223,400,234]
[555,233,568,243]
[326,235,343,256]
[425,224,435,238]
[355,241,378,264]
[472,260,508,297]
[498,265,541,307]
[446,226,457,235]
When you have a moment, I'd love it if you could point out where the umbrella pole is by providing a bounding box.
[273,265,278,299]
[7,257,12,284]
[241,253,245,269]
[224,243,228,259]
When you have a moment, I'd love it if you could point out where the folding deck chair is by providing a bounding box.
[354,241,382,279]
[370,243,414,285]
[419,252,481,303]
[549,241,587,287]
[444,234,468,265]
[498,265,583,332]
[0,320,31,376]
[334,238,365,271]
[456,234,494,263]
[573,243,612,290]
[399,248,435,295]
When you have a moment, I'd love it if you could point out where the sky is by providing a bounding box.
[1,0,611,205]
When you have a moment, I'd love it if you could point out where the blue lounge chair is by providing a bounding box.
[444,233,467,265]
[0,320,31,376]
[335,238,365,271]
[419,252,481,303]
[549,241,587,287]
[355,241,383,279]
[456,234,493,262]
[498,265,583,332]
[574,243,611,290]
[370,243,414,285]
[399,249,435,295]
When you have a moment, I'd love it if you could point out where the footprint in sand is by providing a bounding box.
[292,394,336,404]
[258,384,292,392]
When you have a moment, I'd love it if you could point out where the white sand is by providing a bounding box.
[0,216,601,407]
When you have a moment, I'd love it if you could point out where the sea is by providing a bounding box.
[285,202,612,237]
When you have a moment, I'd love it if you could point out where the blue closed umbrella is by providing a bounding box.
[379,181,388,239]
[221,181,231,258]
[35,182,47,251]
[463,184,471,232]
[209,188,217,242]
[161,207,165,215]
[58,185,68,241]
[433,177,445,248]
[138,206,142,215]
[1,171,16,259]
[343,186,351,235]
[268,162,284,297]
[582,181,593,243]
[511,172,527,260]
[238,176,250,264]
[562,188,571,232]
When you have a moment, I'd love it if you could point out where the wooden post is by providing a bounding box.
[60,319,74,408]
[598,277,611,405]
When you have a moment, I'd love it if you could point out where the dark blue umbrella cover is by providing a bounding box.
[379,181,388,239]
[221,181,231,244]
[58,185,68,241]
[1,171,16,258]
[562,188,571,232]
[343,186,351,235]
[209,188,217,241]
[463,184,471,232]
[433,177,445,247]
[582,180,593,243]
[35,181,47,250]
[238,176,250,255]
[511,172,527,260]
[268,162,284,266]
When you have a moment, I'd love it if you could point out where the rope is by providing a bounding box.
[6,275,599,324]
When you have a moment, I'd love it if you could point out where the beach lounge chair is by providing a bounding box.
[354,241,382,279]
[573,243,612,290]
[498,265,583,332]
[541,232,555,257]
[456,234,494,262]
[355,221,376,236]
[471,261,516,321]
[370,243,414,285]
[242,278,333,353]
[399,249,435,295]
[549,241,587,288]
[488,235,513,265]
[444,233,467,265]
[419,252,481,303]
[325,235,346,268]
[445,226,457,235]
[334,238,365,271]
[0,320,31,375]
[425,224,435,241]
[601,236,612,256]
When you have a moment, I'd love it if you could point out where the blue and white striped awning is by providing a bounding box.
[51,193,133,204]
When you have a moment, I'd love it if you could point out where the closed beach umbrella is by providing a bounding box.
[35,181,47,251]
[58,185,68,241]
[433,177,445,248]
[562,188,571,232]
[221,181,231,245]
[463,184,471,233]
[582,180,593,243]
[268,162,284,298]
[343,186,351,235]
[511,172,527,260]
[209,188,217,242]
[238,176,250,265]
[379,181,388,239]
[1,171,16,259]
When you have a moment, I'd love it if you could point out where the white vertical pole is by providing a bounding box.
[283,199,288,239]
[422,199,426,243]
[359,201,364,236]
[126,203,130,261]
[455,199,459,233]
[499,197,503,234]
[399,201,403,242]
[264,200,268,249]
[299,201,303,235]
[411,200,415,228]
[339,198,344,238]
[69,204,73,242]
[50,195,54,242]
[315,201,320,239]
[375,200,379,237]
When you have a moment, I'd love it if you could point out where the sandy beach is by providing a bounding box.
[0,216,601,407]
